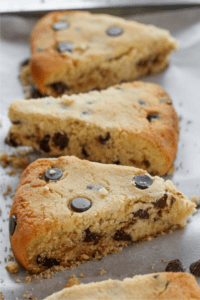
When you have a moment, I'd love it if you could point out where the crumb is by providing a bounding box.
[1,279,4,283]
[0,150,31,171]
[151,266,154,270]
[166,165,176,176]
[3,184,14,198]
[162,260,167,263]
[25,276,32,283]
[118,275,122,277]
[6,169,16,176]
[132,273,134,276]
[23,294,37,300]
[15,279,21,283]
[4,257,7,262]
[5,261,18,274]
[99,268,106,275]
[7,254,14,261]
[79,273,85,278]
[65,275,81,288]
[191,195,199,204]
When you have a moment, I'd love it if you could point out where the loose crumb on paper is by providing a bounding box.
[3,184,14,198]
[99,268,106,275]
[5,261,18,274]
[65,275,81,288]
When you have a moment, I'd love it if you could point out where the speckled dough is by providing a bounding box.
[20,10,178,98]
[6,81,179,175]
[9,156,196,273]
[44,273,200,300]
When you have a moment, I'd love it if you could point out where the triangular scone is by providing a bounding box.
[9,156,195,273]
[20,10,177,98]
[44,273,200,300]
[6,81,179,175]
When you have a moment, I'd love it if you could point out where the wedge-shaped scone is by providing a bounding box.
[20,10,178,98]
[9,156,195,273]
[6,81,179,175]
[44,273,200,300]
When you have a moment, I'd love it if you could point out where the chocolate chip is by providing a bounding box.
[40,135,50,152]
[154,275,159,279]
[82,148,89,157]
[99,132,110,145]
[12,121,21,125]
[134,175,153,189]
[57,42,73,52]
[86,185,103,191]
[81,110,90,115]
[147,113,159,122]
[133,209,149,219]
[53,22,69,31]
[70,197,92,212]
[113,229,132,241]
[51,82,69,95]
[9,215,17,236]
[44,168,63,182]
[114,160,120,165]
[137,59,148,67]
[30,85,45,99]
[154,194,167,208]
[143,160,150,168]
[53,132,69,150]
[86,101,94,105]
[138,100,146,105]
[83,228,101,243]
[171,197,176,206]
[190,260,200,276]
[37,256,60,268]
[107,26,123,37]
[5,134,18,147]
[165,259,184,272]
[21,58,30,67]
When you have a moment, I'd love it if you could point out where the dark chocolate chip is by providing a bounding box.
[154,194,167,208]
[134,175,153,190]
[133,209,149,219]
[165,259,184,272]
[53,22,69,31]
[83,228,101,243]
[99,132,110,145]
[138,100,146,105]
[21,58,30,67]
[137,59,148,67]
[154,275,159,279]
[5,134,18,147]
[44,168,63,182]
[57,42,73,52]
[107,26,123,37]
[190,260,200,276]
[70,197,92,212]
[30,85,45,99]
[37,255,60,268]
[114,160,121,165]
[40,135,51,153]
[113,229,132,241]
[12,121,21,125]
[9,215,17,236]
[86,185,103,191]
[147,113,159,122]
[82,148,89,157]
[143,160,150,168]
[51,82,69,95]
[53,132,69,150]
[82,110,89,115]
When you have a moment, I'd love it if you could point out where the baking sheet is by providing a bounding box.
[0,7,200,300]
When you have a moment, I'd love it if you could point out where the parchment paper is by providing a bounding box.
[0,7,200,300]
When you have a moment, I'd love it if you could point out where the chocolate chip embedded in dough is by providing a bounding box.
[36,256,60,268]
[165,259,184,272]
[138,100,146,105]
[51,82,69,95]
[57,42,73,52]
[133,209,149,219]
[83,228,101,243]
[134,174,153,190]
[113,229,132,241]
[107,26,123,37]
[154,275,159,279]
[147,113,159,122]
[99,132,110,145]
[82,148,89,157]
[86,185,103,191]
[53,132,69,150]
[190,260,200,277]
[154,194,167,208]
[20,58,30,67]
[53,21,69,31]
[40,135,50,152]
[30,85,45,99]
[70,197,92,212]
[5,133,18,147]
[12,121,21,125]
[44,168,63,182]
[9,215,17,236]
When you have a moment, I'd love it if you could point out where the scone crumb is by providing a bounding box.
[190,195,199,204]
[25,276,32,282]
[6,169,16,176]
[65,275,81,288]
[49,170,56,175]
[151,266,154,270]
[60,96,75,106]
[5,261,18,273]
[7,254,14,261]
[99,187,108,197]
[43,186,49,192]
[79,273,85,278]
[99,268,106,275]
[15,279,22,283]
[3,184,14,198]
[0,150,30,169]
[23,294,37,300]
[132,273,134,276]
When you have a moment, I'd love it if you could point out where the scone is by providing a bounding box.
[20,10,178,98]
[9,156,196,273]
[6,81,179,175]
[43,273,200,300]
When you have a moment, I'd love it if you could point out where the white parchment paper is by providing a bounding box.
[0,8,200,300]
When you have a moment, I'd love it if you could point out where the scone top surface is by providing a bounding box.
[30,10,177,94]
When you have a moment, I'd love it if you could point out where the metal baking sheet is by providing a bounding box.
[0,7,200,300]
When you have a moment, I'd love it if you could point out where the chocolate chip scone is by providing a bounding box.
[44,273,200,300]
[6,81,179,175]
[9,156,196,273]
[20,10,177,98]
